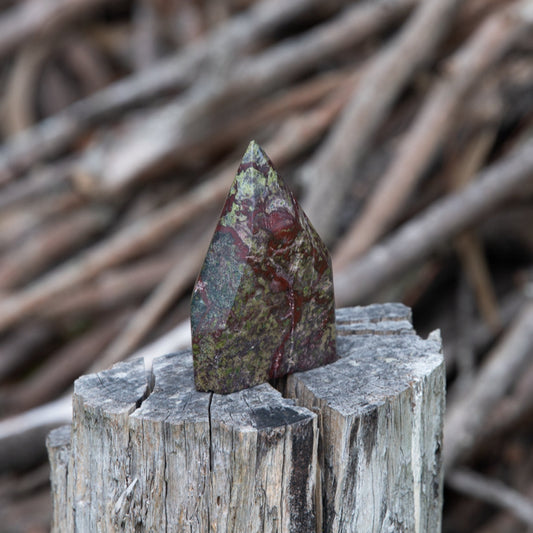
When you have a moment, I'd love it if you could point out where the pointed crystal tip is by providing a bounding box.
[191,141,337,394]
[239,139,272,170]
[244,139,266,157]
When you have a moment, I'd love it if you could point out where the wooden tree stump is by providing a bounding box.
[48,304,445,532]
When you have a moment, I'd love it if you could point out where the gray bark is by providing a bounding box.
[48,304,444,532]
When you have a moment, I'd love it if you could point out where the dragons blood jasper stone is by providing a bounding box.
[191,140,337,394]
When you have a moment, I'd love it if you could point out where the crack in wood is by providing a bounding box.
[207,392,213,473]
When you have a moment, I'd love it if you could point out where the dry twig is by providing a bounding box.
[0,396,71,472]
[3,42,50,135]
[93,243,207,371]
[443,302,533,471]
[0,0,345,183]
[2,313,128,413]
[0,323,53,383]
[0,206,112,290]
[0,159,74,212]
[0,0,108,60]
[43,252,177,319]
[482,363,533,440]
[449,131,501,332]
[75,68,356,196]
[334,137,533,306]
[301,0,461,245]
[73,0,414,196]
[447,469,533,527]
[0,171,231,333]
[333,0,533,267]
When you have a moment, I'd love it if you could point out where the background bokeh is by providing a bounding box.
[0,0,533,531]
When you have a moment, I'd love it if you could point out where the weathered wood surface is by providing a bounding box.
[47,424,72,533]
[49,355,317,532]
[286,304,444,532]
[48,304,444,532]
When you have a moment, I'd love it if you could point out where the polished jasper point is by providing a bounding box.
[191,140,337,394]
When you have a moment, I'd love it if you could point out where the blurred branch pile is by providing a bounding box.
[0,0,533,531]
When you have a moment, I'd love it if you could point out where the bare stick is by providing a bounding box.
[0,0,343,183]
[453,272,478,389]
[130,318,191,366]
[44,253,176,318]
[0,159,74,212]
[0,323,53,382]
[0,395,72,472]
[91,213,217,368]
[455,233,500,329]
[195,68,356,158]
[443,302,533,471]
[2,313,127,413]
[0,190,82,252]
[482,363,533,440]
[300,0,461,245]
[0,190,82,240]
[0,169,231,333]
[93,242,207,370]
[76,68,355,196]
[0,0,108,61]
[131,0,158,72]
[72,0,415,196]
[247,74,356,167]
[332,2,533,266]
[451,131,501,331]
[446,288,526,372]
[3,42,49,135]
[333,137,533,307]
[447,469,533,527]
[0,206,112,290]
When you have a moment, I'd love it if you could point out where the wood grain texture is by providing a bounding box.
[286,304,445,532]
[47,424,71,533]
[48,304,444,532]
